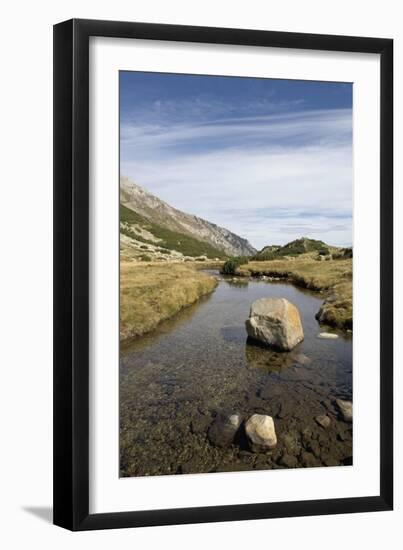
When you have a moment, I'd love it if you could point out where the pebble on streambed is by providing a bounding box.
[315,414,331,429]
[336,399,353,422]
[207,413,243,448]
[317,332,339,339]
[245,414,277,451]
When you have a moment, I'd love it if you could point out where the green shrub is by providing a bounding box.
[221,256,249,274]
[318,247,330,256]
[140,245,149,250]
[333,247,353,260]
[139,254,152,262]
[252,251,276,261]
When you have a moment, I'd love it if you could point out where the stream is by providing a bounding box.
[120,271,353,476]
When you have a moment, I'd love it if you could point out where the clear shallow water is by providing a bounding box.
[120,273,352,476]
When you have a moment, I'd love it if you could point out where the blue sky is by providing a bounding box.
[120,71,352,248]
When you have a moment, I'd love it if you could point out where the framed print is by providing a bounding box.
[53,19,393,530]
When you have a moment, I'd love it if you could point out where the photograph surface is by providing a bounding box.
[119,71,353,477]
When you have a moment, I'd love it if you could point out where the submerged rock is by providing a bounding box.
[315,414,331,429]
[279,453,299,468]
[245,298,304,351]
[336,399,353,422]
[245,414,277,450]
[301,451,319,468]
[317,332,339,339]
[208,413,242,448]
[294,353,312,366]
[282,431,301,455]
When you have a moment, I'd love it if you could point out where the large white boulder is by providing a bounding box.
[245,298,304,351]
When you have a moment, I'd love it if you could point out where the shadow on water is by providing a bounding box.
[120,271,353,477]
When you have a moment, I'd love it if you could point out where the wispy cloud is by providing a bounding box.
[121,100,352,248]
[123,94,306,126]
[121,109,351,154]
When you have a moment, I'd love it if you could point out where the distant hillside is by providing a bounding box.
[253,237,332,261]
[120,176,256,257]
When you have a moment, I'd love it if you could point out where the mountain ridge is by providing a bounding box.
[252,237,335,261]
[120,176,256,257]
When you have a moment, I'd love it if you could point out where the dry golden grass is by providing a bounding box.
[120,261,218,342]
[246,256,353,329]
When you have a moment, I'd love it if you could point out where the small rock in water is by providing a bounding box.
[282,432,300,455]
[245,414,277,450]
[301,451,319,468]
[306,439,321,458]
[208,413,242,448]
[317,332,339,339]
[301,427,313,444]
[335,399,353,422]
[294,353,312,366]
[315,415,331,429]
[279,453,298,468]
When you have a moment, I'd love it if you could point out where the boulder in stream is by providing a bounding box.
[245,298,304,351]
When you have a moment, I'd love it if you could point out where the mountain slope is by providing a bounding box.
[120,204,226,260]
[120,176,256,257]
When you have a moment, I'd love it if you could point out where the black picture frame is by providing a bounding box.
[53,18,393,531]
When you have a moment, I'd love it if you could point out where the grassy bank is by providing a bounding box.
[245,257,352,330]
[120,261,218,342]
